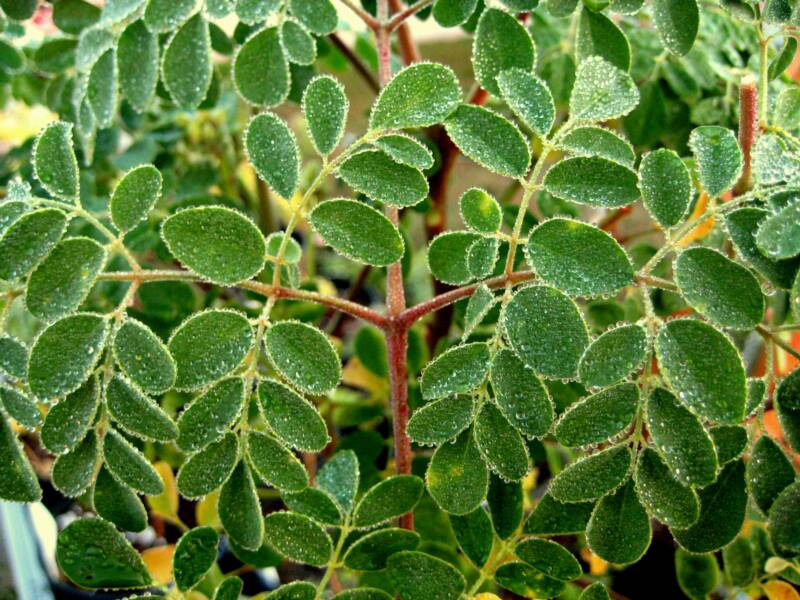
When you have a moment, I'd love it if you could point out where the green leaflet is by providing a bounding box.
[280,19,315,65]
[468,237,498,281]
[633,446,699,529]
[497,68,555,138]
[106,375,177,442]
[220,460,263,550]
[29,313,107,400]
[775,88,800,129]
[100,0,147,24]
[675,549,719,600]
[168,309,253,390]
[26,237,106,321]
[652,0,699,55]
[33,121,79,201]
[576,8,631,71]
[247,431,309,491]
[235,0,279,22]
[264,321,341,395]
[0,387,40,430]
[569,56,639,122]
[87,48,116,127]
[726,207,800,290]
[502,285,590,379]
[516,537,582,581]
[0,335,27,379]
[580,583,611,600]
[578,324,647,388]
[104,429,164,495]
[449,507,493,567]
[177,432,239,499]
[354,326,388,377]
[464,285,497,339]
[426,428,488,514]
[433,0,478,26]
[282,487,341,525]
[543,156,640,208]
[263,511,332,566]
[748,435,795,514]
[1,0,37,20]
[258,378,329,451]
[245,112,299,199]
[162,13,211,109]
[490,348,554,438]
[560,126,635,167]
[779,366,800,412]
[56,518,151,589]
[675,247,764,329]
[266,582,316,600]
[655,319,746,423]
[427,231,482,285]
[525,218,634,297]
[549,443,633,503]
[173,526,219,591]
[52,431,98,496]
[177,378,244,452]
[289,0,337,34]
[472,8,535,97]
[524,493,594,535]
[110,165,162,233]
[769,481,800,555]
[310,199,404,267]
[318,450,359,513]
[555,383,639,448]
[756,201,800,260]
[459,188,502,234]
[0,408,41,501]
[387,551,466,600]
[688,126,743,198]
[639,148,692,228]
[303,75,347,157]
[709,425,747,465]
[672,460,747,553]
[113,318,175,395]
[495,562,566,598]
[407,395,475,445]
[338,150,428,208]
[117,20,158,112]
[0,201,27,237]
[420,342,490,400]
[0,208,66,281]
[75,27,114,72]
[474,402,529,481]
[234,28,289,107]
[369,63,461,130]
[144,0,195,32]
[214,577,244,600]
[586,479,651,565]
[444,104,531,178]
[343,528,420,570]
[41,377,98,454]
[487,474,523,539]
[645,387,718,486]
[92,466,147,532]
[374,134,434,170]
[722,536,754,588]
[162,206,266,285]
[353,475,424,528]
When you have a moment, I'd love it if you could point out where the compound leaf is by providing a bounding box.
[0,387,40,430]
[318,450,359,514]
[560,126,635,167]
[374,134,434,170]
[524,493,594,535]
[769,481,800,555]
[449,507,493,567]
[576,8,630,71]
[756,201,800,260]
[144,0,194,32]
[0,335,27,379]
[289,0,337,35]
[282,487,341,525]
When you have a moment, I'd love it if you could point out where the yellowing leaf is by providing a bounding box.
[141,545,174,586]
[764,580,800,600]
[196,490,221,528]
[147,461,178,518]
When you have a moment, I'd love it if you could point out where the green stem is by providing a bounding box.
[316,520,350,598]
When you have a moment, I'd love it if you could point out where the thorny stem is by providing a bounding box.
[735,74,759,195]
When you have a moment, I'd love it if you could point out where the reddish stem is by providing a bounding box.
[386,324,413,530]
[735,74,758,196]
[389,0,421,64]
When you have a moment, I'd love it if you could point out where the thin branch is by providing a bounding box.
[636,274,679,293]
[386,0,434,31]
[337,0,379,29]
[388,0,421,63]
[328,33,380,93]
[757,325,800,362]
[397,271,536,327]
[97,270,389,327]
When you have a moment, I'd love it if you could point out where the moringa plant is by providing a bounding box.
[0,0,799,599]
